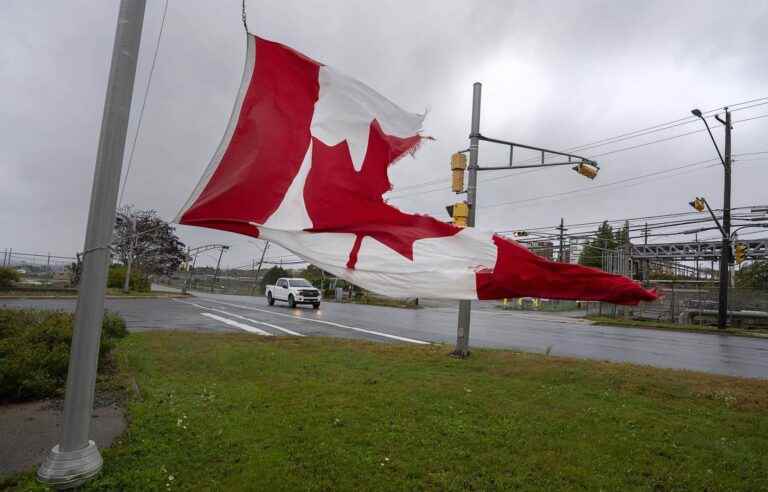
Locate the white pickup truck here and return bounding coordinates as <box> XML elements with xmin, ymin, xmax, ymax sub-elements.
<box><xmin>265</xmin><ymin>277</ymin><xmax>321</xmax><ymax>309</ymax></box>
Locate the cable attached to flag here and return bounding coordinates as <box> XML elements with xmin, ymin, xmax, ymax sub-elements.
<box><xmin>242</xmin><ymin>0</ymin><xmax>249</xmax><ymax>33</ymax></box>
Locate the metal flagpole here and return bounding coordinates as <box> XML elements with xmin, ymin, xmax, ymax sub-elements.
<box><xmin>38</xmin><ymin>1</ymin><xmax>147</xmax><ymax>487</ymax></box>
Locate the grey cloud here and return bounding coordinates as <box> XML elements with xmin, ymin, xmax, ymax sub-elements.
<box><xmin>2</xmin><ymin>0</ymin><xmax>767</xmax><ymax>269</ymax></box>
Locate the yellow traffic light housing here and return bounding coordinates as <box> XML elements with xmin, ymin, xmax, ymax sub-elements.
<box><xmin>451</xmin><ymin>152</ymin><xmax>467</xmax><ymax>193</ymax></box>
<box><xmin>573</xmin><ymin>161</ymin><xmax>599</xmax><ymax>179</ymax></box>
<box><xmin>689</xmin><ymin>197</ymin><xmax>706</xmax><ymax>212</ymax></box>
<box><xmin>734</xmin><ymin>243</ymin><xmax>747</xmax><ymax>265</ymax></box>
<box><xmin>446</xmin><ymin>201</ymin><xmax>469</xmax><ymax>227</ymax></box>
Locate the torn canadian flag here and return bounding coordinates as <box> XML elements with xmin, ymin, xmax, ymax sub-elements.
<box><xmin>176</xmin><ymin>35</ymin><xmax>657</xmax><ymax>305</ymax></box>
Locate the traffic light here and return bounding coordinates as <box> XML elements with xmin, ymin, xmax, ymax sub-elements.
<box><xmin>689</xmin><ymin>197</ymin><xmax>706</xmax><ymax>212</ymax></box>
<box><xmin>734</xmin><ymin>243</ymin><xmax>748</xmax><ymax>265</ymax></box>
<box><xmin>451</xmin><ymin>152</ymin><xmax>467</xmax><ymax>193</ymax></box>
<box><xmin>572</xmin><ymin>161</ymin><xmax>598</xmax><ymax>179</ymax></box>
<box><xmin>446</xmin><ymin>201</ymin><xmax>469</xmax><ymax>227</ymax></box>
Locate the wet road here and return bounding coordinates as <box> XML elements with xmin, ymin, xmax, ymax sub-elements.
<box><xmin>3</xmin><ymin>293</ymin><xmax>768</xmax><ymax>379</ymax></box>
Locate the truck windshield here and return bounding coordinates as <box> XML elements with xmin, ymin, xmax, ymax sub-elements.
<box><xmin>289</xmin><ymin>279</ymin><xmax>313</xmax><ymax>287</ymax></box>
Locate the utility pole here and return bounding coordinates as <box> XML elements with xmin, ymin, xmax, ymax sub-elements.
<box><xmin>211</xmin><ymin>245</ymin><xmax>226</xmax><ymax>293</ymax></box>
<box><xmin>695</xmin><ymin>233</ymin><xmax>700</xmax><ymax>280</ymax></box>
<box><xmin>557</xmin><ymin>218</ymin><xmax>567</xmax><ymax>262</ymax></box>
<box><xmin>122</xmin><ymin>213</ymin><xmax>136</xmax><ymax>293</ymax></box>
<box><xmin>183</xmin><ymin>249</ymin><xmax>197</xmax><ymax>294</ymax></box>
<box><xmin>452</xmin><ymin>82</ymin><xmax>481</xmax><ymax>358</ymax></box>
<box><xmin>718</xmin><ymin>109</ymin><xmax>732</xmax><ymax>329</ymax></box>
<box><xmin>250</xmin><ymin>241</ymin><xmax>269</xmax><ymax>296</ymax></box>
<box><xmin>37</xmin><ymin>1</ymin><xmax>146</xmax><ymax>488</ymax></box>
<box><xmin>690</xmin><ymin>107</ymin><xmax>733</xmax><ymax>328</ymax></box>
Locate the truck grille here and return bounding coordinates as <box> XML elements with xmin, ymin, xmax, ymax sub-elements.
<box><xmin>300</xmin><ymin>289</ymin><xmax>319</xmax><ymax>297</ymax></box>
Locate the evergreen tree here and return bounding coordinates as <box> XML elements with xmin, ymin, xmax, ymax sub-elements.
<box><xmin>578</xmin><ymin>221</ymin><xmax>616</xmax><ymax>269</ymax></box>
<box><xmin>259</xmin><ymin>265</ymin><xmax>289</xmax><ymax>289</ymax></box>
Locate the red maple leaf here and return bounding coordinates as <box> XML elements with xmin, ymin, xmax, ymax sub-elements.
<box><xmin>304</xmin><ymin>119</ymin><xmax>459</xmax><ymax>268</ymax></box>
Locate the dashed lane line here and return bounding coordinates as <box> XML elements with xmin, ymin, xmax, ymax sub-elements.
<box><xmin>175</xmin><ymin>299</ymin><xmax>304</xmax><ymax>337</ymax></box>
<box><xmin>201</xmin><ymin>298</ymin><xmax>429</xmax><ymax>345</ymax></box>
<box><xmin>200</xmin><ymin>312</ymin><xmax>272</xmax><ymax>336</ymax></box>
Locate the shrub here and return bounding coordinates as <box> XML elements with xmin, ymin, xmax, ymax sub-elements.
<box><xmin>0</xmin><ymin>309</ymin><xmax>128</xmax><ymax>401</ymax></box>
<box><xmin>0</xmin><ymin>267</ymin><xmax>21</xmax><ymax>290</ymax></box>
<box><xmin>108</xmin><ymin>264</ymin><xmax>151</xmax><ymax>292</ymax></box>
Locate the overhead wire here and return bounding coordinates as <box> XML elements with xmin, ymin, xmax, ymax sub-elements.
<box><xmin>387</xmin><ymin>96</ymin><xmax>768</xmax><ymax>198</ymax></box>
<box><xmin>118</xmin><ymin>0</ymin><xmax>170</xmax><ymax>207</ymax></box>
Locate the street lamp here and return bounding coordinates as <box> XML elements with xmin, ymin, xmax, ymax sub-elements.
<box><xmin>691</xmin><ymin>106</ymin><xmax>732</xmax><ymax>330</ymax></box>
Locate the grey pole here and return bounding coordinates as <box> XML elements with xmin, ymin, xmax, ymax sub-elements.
<box><xmin>453</xmin><ymin>82</ymin><xmax>481</xmax><ymax>357</ymax></box>
<box><xmin>122</xmin><ymin>214</ymin><xmax>136</xmax><ymax>293</ymax></box>
<box><xmin>37</xmin><ymin>1</ymin><xmax>146</xmax><ymax>488</ymax></box>
<box><xmin>183</xmin><ymin>251</ymin><xmax>197</xmax><ymax>294</ymax></box>
<box><xmin>557</xmin><ymin>218</ymin><xmax>566</xmax><ymax>262</ymax></box>
<box><xmin>212</xmin><ymin>246</ymin><xmax>226</xmax><ymax>292</ymax></box>
<box><xmin>717</xmin><ymin>109</ymin><xmax>732</xmax><ymax>329</ymax></box>
<box><xmin>251</xmin><ymin>241</ymin><xmax>270</xmax><ymax>296</ymax></box>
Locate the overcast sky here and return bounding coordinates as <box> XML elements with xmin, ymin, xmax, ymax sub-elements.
<box><xmin>2</xmin><ymin>0</ymin><xmax>767</xmax><ymax>269</ymax></box>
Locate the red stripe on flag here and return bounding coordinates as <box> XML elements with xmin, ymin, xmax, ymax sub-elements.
<box><xmin>476</xmin><ymin>235</ymin><xmax>658</xmax><ymax>305</ymax></box>
<box><xmin>179</xmin><ymin>36</ymin><xmax>320</xmax><ymax>228</ymax></box>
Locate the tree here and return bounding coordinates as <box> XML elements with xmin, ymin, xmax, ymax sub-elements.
<box><xmin>0</xmin><ymin>267</ymin><xmax>20</xmax><ymax>290</ymax></box>
<box><xmin>301</xmin><ymin>264</ymin><xmax>326</xmax><ymax>288</ymax></box>
<box><xmin>578</xmin><ymin>221</ymin><xmax>616</xmax><ymax>269</ymax></box>
<box><xmin>735</xmin><ymin>261</ymin><xmax>768</xmax><ymax>290</ymax></box>
<box><xmin>577</xmin><ymin>221</ymin><xmax>633</xmax><ymax>270</ymax></box>
<box><xmin>111</xmin><ymin>206</ymin><xmax>187</xmax><ymax>280</ymax></box>
<box><xmin>259</xmin><ymin>265</ymin><xmax>289</xmax><ymax>290</ymax></box>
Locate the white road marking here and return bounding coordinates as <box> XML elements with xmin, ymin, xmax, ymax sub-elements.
<box><xmin>204</xmin><ymin>298</ymin><xmax>429</xmax><ymax>345</ymax></box>
<box><xmin>200</xmin><ymin>312</ymin><xmax>272</xmax><ymax>336</ymax></box>
<box><xmin>175</xmin><ymin>299</ymin><xmax>303</xmax><ymax>336</ymax></box>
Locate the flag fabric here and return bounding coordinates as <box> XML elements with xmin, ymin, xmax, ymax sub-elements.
<box><xmin>176</xmin><ymin>35</ymin><xmax>657</xmax><ymax>305</ymax></box>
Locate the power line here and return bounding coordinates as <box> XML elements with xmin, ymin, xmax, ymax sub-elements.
<box><xmin>118</xmin><ymin>0</ymin><xmax>170</xmax><ymax>207</ymax></box>
<box><xmin>388</xmin><ymin>96</ymin><xmax>768</xmax><ymax>197</ymax></box>
<box><xmin>480</xmin><ymin>153</ymin><xmax>767</xmax><ymax>211</ymax></box>
<box><xmin>481</xmin><ymin>158</ymin><xmax>718</xmax><ymax>210</ymax></box>
<box><xmin>497</xmin><ymin>204</ymin><xmax>765</xmax><ymax>234</ymax></box>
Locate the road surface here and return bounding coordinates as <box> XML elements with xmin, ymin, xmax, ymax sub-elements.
<box><xmin>3</xmin><ymin>293</ymin><xmax>768</xmax><ymax>379</ymax></box>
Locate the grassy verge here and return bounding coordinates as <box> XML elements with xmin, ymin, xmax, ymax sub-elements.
<box><xmin>7</xmin><ymin>333</ymin><xmax>768</xmax><ymax>491</ymax></box>
<box><xmin>343</xmin><ymin>296</ymin><xmax>420</xmax><ymax>309</ymax></box>
<box><xmin>0</xmin><ymin>309</ymin><xmax>128</xmax><ymax>402</ymax></box>
<box><xmin>496</xmin><ymin>301</ymin><xmax>581</xmax><ymax>313</ymax></box>
<box><xmin>0</xmin><ymin>288</ymin><xmax>187</xmax><ymax>299</ymax></box>
<box><xmin>587</xmin><ymin>315</ymin><xmax>768</xmax><ymax>339</ymax></box>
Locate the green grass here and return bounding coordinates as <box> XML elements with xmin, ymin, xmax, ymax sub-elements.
<box><xmin>587</xmin><ymin>315</ymin><xmax>768</xmax><ymax>339</ymax></box>
<box><xmin>5</xmin><ymin>333</ymin><xmax>768</xmax><ymax>491</ymax></box>
<box><xmin>345</xmin><ymin>295</ymin><xmax>420</xmax><ymax>309</ymax></box>
<box><xmin>0</xmin><ymin>309</ymin><xmax>127</xmax><ymax>401</ymax></box>
<box><xmin>0</xmin><ymin>289</ymin><xmax>186</xmax><ymax>299</ymax></box>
